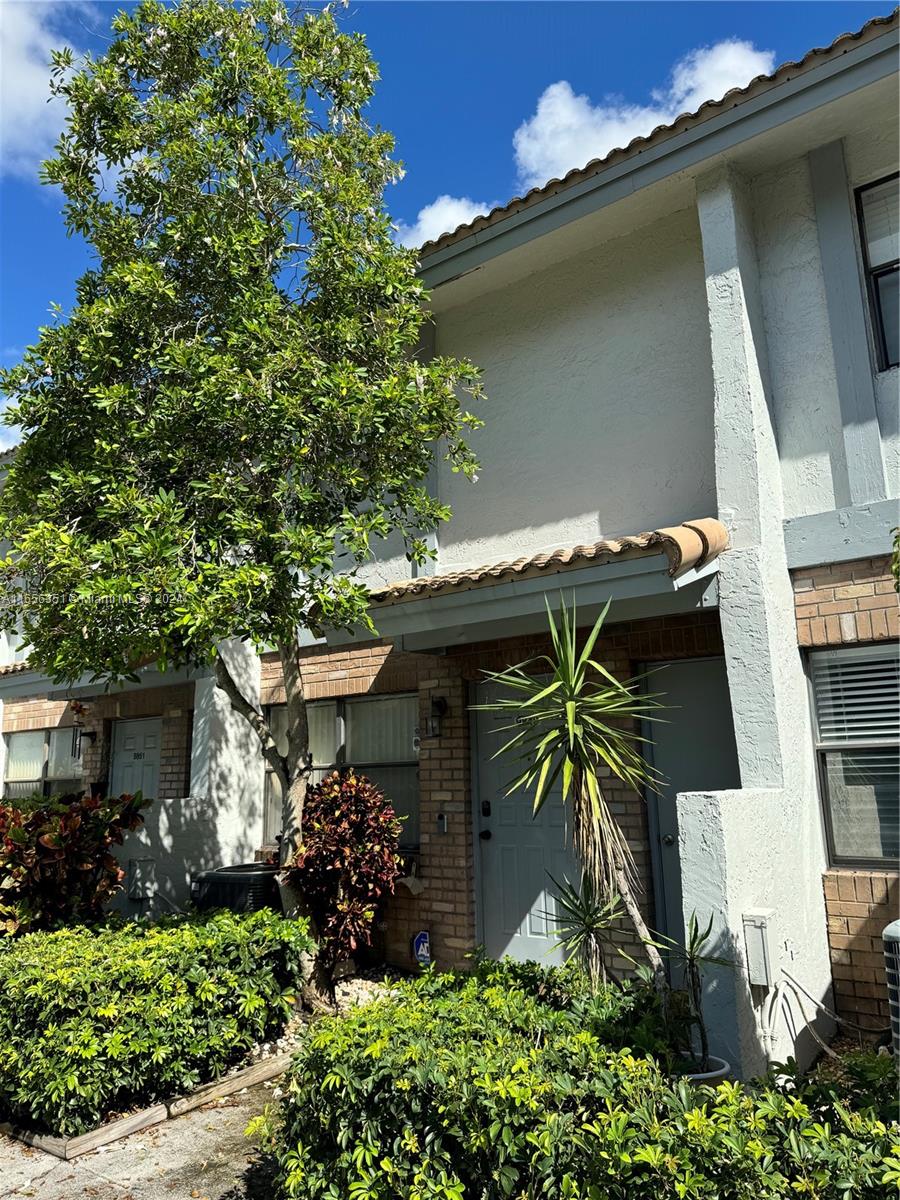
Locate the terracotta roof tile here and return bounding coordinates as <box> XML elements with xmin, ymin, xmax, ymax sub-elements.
<box><xmin>0</xmin><ymin>661</ymin><xmax>32</xmax><ymax>677</ymax></box>
<box><xmin>417</xmin><ymin>11</ymin><xmax>898</xmax><ymax>257</ymax></box>
<box><xmin>370</xmin><ymin>517</ymin><xmax>728</xmax><ymax>606</ymax></box>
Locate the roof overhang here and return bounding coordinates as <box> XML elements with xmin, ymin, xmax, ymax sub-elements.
<box><xmin>419</xmin><ymin>18</ymin><xmax>898</xmax><ymax>292</ymax></box>
<box><xmin>0</xmin><ymin>662</ymin><xmax>203</xmax><ymax>702</ymax></box>
<box><xmin>329</xmin><ymin>551</ymin><xmax>720</xmax><ymax>653</ymax></box>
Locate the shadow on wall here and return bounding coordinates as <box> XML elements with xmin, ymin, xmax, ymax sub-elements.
<box><xmin>112</xmin><ymin>679</ymin><xmax>265</xmax><ymax>916</ymax></box>
<box><xmin>113</xmin><ymin>793</ymin><xmax>228</xmax><ymax>917</ymax></box>
<box><xmin>701</xmin><ymin>924</ymin><xmax>834</xmax><ymax>1079</ymax></box>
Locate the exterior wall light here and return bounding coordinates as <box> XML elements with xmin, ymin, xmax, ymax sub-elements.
<box><xmin>425</xmin><ymin>696</ymin><xmax>448</xmax><ymax>738</ymax></box>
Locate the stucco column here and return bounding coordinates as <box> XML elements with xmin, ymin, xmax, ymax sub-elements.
<box><xmin>678</xmin><ymin>166</ymin><xmax>833</xmax><ymax>1074</ymax></box>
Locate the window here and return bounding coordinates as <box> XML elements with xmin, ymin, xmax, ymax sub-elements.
<box><xmin>857</xmin><ymin>174</ymin><xmax>899</xmax><ymax>371</ymax></box>
<box><xmin>3</xmin><ymin>728</ymin><xmax>83</xmax><ymax>801</ymax></box>
<box><xmin>263</xmin><ymin>694</ymin><xmax>419</xmax><ymax>849</ymax></box>
<box><xmin>810</xmin><ymin>647</ymin><xmax>899</xmax><ymax>865</ymax></box>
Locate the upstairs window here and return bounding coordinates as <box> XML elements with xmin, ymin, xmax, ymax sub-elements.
<box><xmin>263</xmin><ymin>694</ymin><xmax>419</xmax><ymax>849</ymax></box>
<box><xmin>857</xmin><ymin>174</ymin><xmax>899</xmax><ymax>371</ymax></box>
<box><xmin>810</xmin><ymin>647</ymin><xmax>899</xmax><ymax>865</ymax></box>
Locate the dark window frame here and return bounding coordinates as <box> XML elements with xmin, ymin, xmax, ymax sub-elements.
<box><xmin>262</xmin><ymin>693</ymin><xmax>420</xmax><ymax>849</ymax></box>
<box><xmin>808</xmin><ymin>646</ymin><xmax>899</xmax><ymax>869</ymax></box>
<box><xmin>2</xmin><ymin>727</ymin><xmax>84</xmax><ymax>800</ymax></box>
<box><xmin>855</xmin><ymin>172</ymin><xmax>899</xmax><ymax>373</ymax></box>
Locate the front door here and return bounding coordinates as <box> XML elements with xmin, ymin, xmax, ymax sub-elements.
<box><xmin>110</xmin><ymin>718</ymin><xmax>162</xmax><ymax>799</ymax></box>
<box><xmin>645</xmin><ymin>657</ymin><xmax>741</xmax><ymax>945</ymax></box>
<box><xmin>474</xmin><ymin>682</ymin><xmax>579</xmax><ymax>963</ymax></box>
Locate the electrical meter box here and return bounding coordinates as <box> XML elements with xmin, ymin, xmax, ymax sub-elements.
<box><xmin>742</xmin><ymin>909</ymin><xmax>776</xmax><ymax>988</ymax></box>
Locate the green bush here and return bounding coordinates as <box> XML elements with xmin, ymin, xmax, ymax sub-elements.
<box><xmin>272</xmin><ymin>961</ymin><xmax>899</xmax><ymax>1199</ymax></box>
<box><xmin>774</xmin><ymin>1048</ymin><xmax>899</xmax><ymax>1126</ymax></box>
<box><xmin>0</xmin><ymin>908</ymin><xmax>314</xmax><ymax>1136</ymax></box>
<box><xmin>0</xmin><ymin>791</ymin><xmax>151</xmax><ymax>935</ymax></box>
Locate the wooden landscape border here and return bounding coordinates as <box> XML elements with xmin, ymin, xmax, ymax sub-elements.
<box><xmin>0</xmin><ymin>1053</ymin><xmax>292</xmax><ymax>1160</ymax></box>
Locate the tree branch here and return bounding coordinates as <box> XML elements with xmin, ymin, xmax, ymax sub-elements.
<box><xmin>214</xmin><ymin>650</ymin><xmax>289</xmax><ymax>794</ymax></box>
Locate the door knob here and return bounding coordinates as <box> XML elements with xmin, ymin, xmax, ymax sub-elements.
<box><xmin>662</xmin><ymin>834</ymin><xmax>675</xmax><ymax>846</ymax></box>
<box><xmin>479</xmin><ymin>830</ymin><xmax>492</xmax><ymax>841</ymax></box>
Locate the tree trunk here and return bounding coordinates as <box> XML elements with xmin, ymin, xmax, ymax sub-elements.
<box><xmin>277</xmin><ymin>635</ymin><xmax>311</xmax><ymax>862</ymax></box>
<box><xmin>215</xmin><ymin>641</ymin><xmax>332</xmax><ymax>1011</ymax></box>
<box><xmin>569</xmin><ymin>768</ymin><xmax>667</xmax><ymax>993</ymax></box>
<box><xmin>277</xmin><ymin>871</ymin><xmax>335</xmax><ymax>1012</ymax></box>
<box><xmin>276</xmin><ymin>636</ymin><xmax>338</xmax><ymax>1012</ymax></box>
<box><xmin>613</xmin><ymin>860</ymin><xmax>667</xmax><ymax>992</ymax></box>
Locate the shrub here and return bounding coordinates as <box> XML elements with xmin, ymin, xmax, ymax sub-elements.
<box><xmin>0</xmin><ymin>908</ymin><xmax>314</xmax><ymax>1136</ymax></box>
<box><xmin>284</xmin><ymin>770</ymin><xmax>402</xmax><ymax>972</ymax></box>
<box><xmin>773</xmin><ymin>1049</ymin><xmax>899</xmax><ymax>1126</ymax></box>
<box><xmin>0</xmin><ymin>791</ymin><xmax>151</xmax><ymax>935</ymax></box>
<box><xmin>272</xmin><ymin>962</ymin><xmax>899</xmax><ymax>1199</ymax></box>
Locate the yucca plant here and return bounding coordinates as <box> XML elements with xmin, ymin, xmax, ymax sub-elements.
<box><xmin>475</xmin><ymin>596</ymin><xmax>667</xmax><ymax>987</ymax></box>
<box><xmin>547</xmin><ymin>875</ymin><xmax>627</xmax><ymax>989</ymax></box>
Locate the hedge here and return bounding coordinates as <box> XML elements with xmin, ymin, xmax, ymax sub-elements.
<box><xmin>0</xmin><ymin>908</ymin><xmax>314</xmax><ymax>1136</ymax></box>
<box><xmin>273</xmin><ymin>960</ymin><xmax>900</xmax><ymax>1200</ymax></box>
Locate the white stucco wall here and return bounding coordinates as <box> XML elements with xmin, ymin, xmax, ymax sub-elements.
<box><xmin>751</xmin><ymin>158</ymin><xmax>847</xmax><ymax>518</ymax></box>
<box><xmin>753</xmin><ymin>127</ymin><xmax>899</xmax><ymax>518</ymax></box>
<box><xmin>678</xmin><ymin>787</ymin><xmax>834</xmax><ymax>1075</ymax></box>
<box><xmin>117</xmin><ymin>644</ymin><xmax>266</xmax><ymax>912</ymax></box>
<box><xmin>688</xmin><ymin>166</ymin><xmax>833</xmax><ymax>1076</ymax></box>
<box><xmin>433</xmin><ymin>207</ymin><xmax>717</xmax><ymax>569</ymax></box>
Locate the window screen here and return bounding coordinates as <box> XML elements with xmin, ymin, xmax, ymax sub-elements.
<box><xmin>811</xmin><ymin>648</ymin><xmax>899</xmax><ymax>863</ymax></box>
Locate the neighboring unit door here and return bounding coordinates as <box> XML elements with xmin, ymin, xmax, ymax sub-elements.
<box><xmin>110</xmin><ymin>718</ymin><xmax>162</xmax><ymax>799</ymax></box>
<box><xmin>645</xmin><ymin>657</ymin><xmax>741</xmax><ymax>946</ymax></box>
<box><xmin>474</xmin><ymin>682</ymin><xmax>579</xmax><ymax>964</ymax></box>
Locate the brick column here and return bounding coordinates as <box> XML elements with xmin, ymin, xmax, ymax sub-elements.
<box><xmin>824</xmin><ymin>869</ymin><xmax>897</xmax><ymax>1025</ymax></box>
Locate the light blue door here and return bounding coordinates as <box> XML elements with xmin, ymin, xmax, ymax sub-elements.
<box><xmin>110</xmin><ymin>718</ymin><xmax>162</xmax><ymax>799</ymax></box>
<box><xmin>646</xmin><ymin>657</ymin><xmax>741</xmax><ymax>945</ymax></box>
<box><xmin>474</xmin><ymin>682</ymin><xmax>580</xmax><ymax>963</ymax></box>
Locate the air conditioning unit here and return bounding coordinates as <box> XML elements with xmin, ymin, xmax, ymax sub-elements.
<box><xmin>883</xmin><ymin>919</ymin><xmax>900</xmax><ymax>1059</ymax></box>
<box><xmin>190</xmin><ymin>863</ymin><xmax>280</xmax><ymax>913</ymax></box>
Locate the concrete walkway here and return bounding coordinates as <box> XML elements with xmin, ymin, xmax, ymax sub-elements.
<box><xmin>0</xmin><ymin>1084</ymin><xmax>277</xmax><ymax>1200</ymax></box>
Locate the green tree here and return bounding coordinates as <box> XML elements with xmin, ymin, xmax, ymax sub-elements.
<box><xmin>0</xmin><ymin>0</ymin><xmax>481</xmax><ymax>867</ymax></box>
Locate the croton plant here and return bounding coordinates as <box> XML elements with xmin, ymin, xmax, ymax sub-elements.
<box><xmin>285</xmin><ymin>771</ymin><xmax>402</xmax><ymax>976</ymax></box>
<box><xmin>0</xmin><ymin>792</ymin><xmax>150</xmax><ymax>935</ymax></box>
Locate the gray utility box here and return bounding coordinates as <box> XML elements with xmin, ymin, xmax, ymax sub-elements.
<box><xmin>190</xmin><ymin>863</ymin><xmax>280</xmax><ymax>913</ymax></box>
<box><xmin>883</xmin><ymin>919</ymin><xmax>900</xmax><ymax>1060</ymax></box>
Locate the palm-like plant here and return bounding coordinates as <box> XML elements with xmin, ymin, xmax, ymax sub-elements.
<box><xmin>547</xmin><ymin>874</ymin><xmax>626</xmax><ymax>989</ymax></box>
<box><xmin>647</xmin><ymin>912</ymin><xmax>732</xmax><ymax>1071</ymax></box>
<box><xmin>475</xmin><ymin>596</ymin><xmax>667</xmax><ymax>987</ymax></box>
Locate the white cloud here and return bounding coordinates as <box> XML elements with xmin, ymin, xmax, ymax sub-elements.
<box><xmin>395</xmin><ymin>193</ymin><xmax>491</xmax><ymax>249</ymax></box>
<box><xmin>0</xmin><ymin>416</ymin><xmax>19</xmax><ymax>452</ymax></box>
<box><xmin>513</xmin><ymin>39</ymin><xmax>775</xmax><ymax>190</ymax></box>
<box><xmin>0</xmin><ymin>1</ymin><xmax>87</xmax><ymax>182</ymax></box>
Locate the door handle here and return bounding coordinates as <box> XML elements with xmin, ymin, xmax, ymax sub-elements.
<box><xmin>662</xmin><ymin>834</ymin><xmax>675</xmax><ymax>846</ymax></box>
<box><xmin>479</xmin><ymin>830</ymin><xmax>492</xmax><ymax>841</ymax></box>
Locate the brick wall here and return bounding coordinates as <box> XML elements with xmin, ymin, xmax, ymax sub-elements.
<box><xmin>793</xmin><ymin>555</ymin><xmax>897</xmax><ymax>645</ymax></box>
<box><xmin>2</xmin><ymin>683</ymin><xmax>194</xmax><ymax>802</ymax></box>
<box><xmin>823</xmin><ymin>869</ymin><xmax>897</xmax><ymax>1025</ymax></box>
<box><xmin>793</xmin><ymin>557</ymin><xmax>898</xmax><ymax>1030</ymax></box>
<box><xmin>260</xmin><ymin>642</ymin><xmax>474</xmax><ymax>969</ymax></box>
<box><xmin>260</xmin><ymin>611</ymin><xmax>723</xmax><ymax>973</ymax></box>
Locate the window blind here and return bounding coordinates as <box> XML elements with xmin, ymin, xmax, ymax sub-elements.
<box><xmin>4</xmin><ymin>731</ymin><xmax>45</xmax><ymax>782</ymax></box>
<box><xmin>861</xmin><ymin>179</ymin><xmax>899</xmax><ymax>268</ymax></box>
<box><xmin>811</xmin><ymin>650</ymin><xmax>899</xmax><ymax>745</ymax></box>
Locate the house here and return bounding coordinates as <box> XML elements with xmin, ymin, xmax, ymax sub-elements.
<box><xmin>1</xmin><ymin>12</ymin><xmax>897</xmax><ymax>1077</ymax></box>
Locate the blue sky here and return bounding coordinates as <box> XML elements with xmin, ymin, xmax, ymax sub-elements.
<box><xmin>0</xmin><ymin>0</ymin><xmax>891</xmax><ymax>445</ymax></box>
